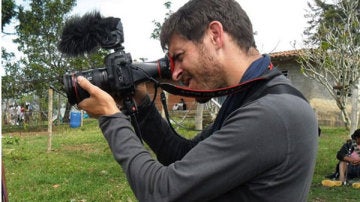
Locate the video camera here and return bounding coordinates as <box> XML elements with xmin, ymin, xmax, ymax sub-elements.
<box><xmin>58</xmin><ymin>11</ymin><xmax>172</xmax><ymax>105</ymax></box>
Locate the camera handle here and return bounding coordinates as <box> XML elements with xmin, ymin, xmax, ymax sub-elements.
<box><xmin>123</xmin><ymin>96</ymin><xmax>143</xmax><ymax>144</ymax></box>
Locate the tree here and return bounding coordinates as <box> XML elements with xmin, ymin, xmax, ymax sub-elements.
<box><xmin>1</xmin><ymin>0</ymin><xmax>18</xmax><ymax>97</ymax></box>
<box><xmin>14</xmin><ymin>0</ymin><xmax>77</xmax><ymax>95</ymax></box>
<box><xmin>1</xmin><ymin>0</ymin><xmax>22</xmax><ymax>115</ymax></box>
<box><xmin>1</xmin><ymin>50</ymin><xmax>24</xmax><ymax>99</ymax></box>
<box><xmin>298</xmin><ymin>0</ymin><xmax>360</xmax><ymax>132</ymax></box>
<box><xmin>2</xmin><ymin>0</ymin><xmax>109</xmax><ymax>112</ymax></box>
<box><xmin>1</xmin><ymin>0</ymin><xmax>16</xmax><ymax>32</ymax></box>
<box><xmin>151</xmin><ymin>1</ymin><xmax>173</xmax><ymax>41</ymax></box>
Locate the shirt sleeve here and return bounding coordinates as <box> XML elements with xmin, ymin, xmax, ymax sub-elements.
<box><xmin>134</xmin><ymin>95</ymin><xmax>211</xmax><ymax>165</ymax></box>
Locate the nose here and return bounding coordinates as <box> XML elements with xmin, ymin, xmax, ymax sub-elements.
<box><xmin>172</xmin><ymin>65</ymin><xmax>183</xmax><ymax>81</ymax></box>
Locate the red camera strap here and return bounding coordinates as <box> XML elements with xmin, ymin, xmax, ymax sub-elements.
<box><xmin>158</xmin><ymin>66</ymin><xmax>280</xmax><ymax>98</ymax></box>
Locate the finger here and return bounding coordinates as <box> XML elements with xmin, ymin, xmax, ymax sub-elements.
<box><xmin>77</xmin><ymin>76</ymin><xmax>99</xmax><ymax>95</ymax></box>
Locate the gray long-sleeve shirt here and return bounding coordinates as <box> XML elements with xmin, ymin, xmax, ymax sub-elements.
<box><xmin>98</xmin><ymin>74</ymin><xmax>318</xmax><ymax>202</ymax></box>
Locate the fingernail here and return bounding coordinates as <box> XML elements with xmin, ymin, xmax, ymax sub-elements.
<box><xmin>77</xmin><ymin>76</ymin><xmax>84</xmax><ymax>83</ymax></box>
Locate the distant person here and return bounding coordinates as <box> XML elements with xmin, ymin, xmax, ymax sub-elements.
<box><xmin>337</xmin><ymin>129</ymin><xmax>360</xmax><ymax>184</ymax></box>
<box><xmin>173</xmin><ymin>98</ymin><xmax>187</xmax><ymax>111</ymax></box>
<box><xmin>24</xmin><ymin>102</ymin><xmax>33</xmax><ymax>123</ymax></box>
<box><xmin>172</xmin><ymin>103</ymin><xmax>179</xmax><ymax>110</ymax></box>
<box><xmin>9</xmin><ymin>104</ymin><xmax>17</xmax><ymax>125</ymax></box>
<box><xmin>15</xmin><ymin>104</ymin><xmax>24</xmax><ymax>125</ymax></box>
<box><xmin>180</xmin><ymin>98</ymin><xmax>186</xmax><ymax>110</ymax></box>
<box><xmin>323</xmin><ymin>129</ymin><xmax>360</xmax><ymax>187</ymax></box>
<box><xmin>60</xmin><ymin>103</ymin><xmax>66</xmax><ymax>123</ymax></box>
<box><xmin>172</xmin><ymin>98</ymin><xmax>186</xmax><ymax>111</ymax></box>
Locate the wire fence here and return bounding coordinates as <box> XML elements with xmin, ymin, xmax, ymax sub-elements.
<box><xmin>2</xmin><ymin>89</ymin><xmax>72</xmax><ymax>133</ymax></box>
<box><xmin>2</xmin><ymin>89</ymin><xmax>225</xmax><ymax>133</ymax></box>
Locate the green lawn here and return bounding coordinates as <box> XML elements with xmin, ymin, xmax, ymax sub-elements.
<box><xmin>2</xmin><ymin>119</ymin><xmax>359</xmax><ymax>201</ymax></box>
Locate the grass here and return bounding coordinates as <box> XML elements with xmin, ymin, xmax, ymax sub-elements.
<box><xmin>2</xmin><ymin>119</ymin><xmax>360</xmax><ymax>201</ymax></box>
<box><xmin>2</xmin><ymin>119</ymin><xmax>136</xmax><ymax>201</ymax></box>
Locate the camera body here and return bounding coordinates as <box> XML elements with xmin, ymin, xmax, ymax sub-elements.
<box><xmin>63</xmin><ymin>49</ymin><xmax>135</xmax><ymax>105</ymax></box>
<box><xmin>60</xmin><ymin>13</ymin><xmax>171</xmax><ymax>105</ymax></box>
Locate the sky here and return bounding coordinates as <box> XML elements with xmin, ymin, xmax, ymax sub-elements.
<box><xmin>1</xmin><ymin>0</ymin><xmax>311</xmax><ymax>74</ymax></box>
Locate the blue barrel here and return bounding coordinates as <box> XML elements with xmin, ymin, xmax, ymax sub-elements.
<box><xmin>70</xmin><ymin>111</ymin><xmax>81</xmax><ymax>128</ymax></box>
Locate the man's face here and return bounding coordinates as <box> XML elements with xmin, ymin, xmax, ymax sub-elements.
<box><xmin>167</xmin><ymin>34</ymin><xmax>228</xmax><ymax>93</ymax></box>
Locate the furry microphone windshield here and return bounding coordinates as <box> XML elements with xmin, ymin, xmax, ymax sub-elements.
<box><xmin>58</xmin><ymin>11</ymin><xmax>123</xmax><ymax>57</ymax></box>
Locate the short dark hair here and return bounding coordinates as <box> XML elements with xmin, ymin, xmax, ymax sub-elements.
<box><xmin>351</xmin><ymin>129</ymin><xmax>360</xmax><ymax>139</ymax></box>
<box><xmin>160</xmin><ymin>0</ymin><xmax>256</xmax><ymax>51</ymax></box>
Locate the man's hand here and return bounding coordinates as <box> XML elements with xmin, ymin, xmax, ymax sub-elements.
<box><xmin>351</xmin><ymin>159</ymin><xmax>360</xmax><ymax>165</ymax></box>
<box><xmin>346</xmin><ymin>156</ymin><xmax>360</xmax><ymax>165</ymax></box>
<box><xmin>77</xmin><ymin>76</ymin><xmax>120</xmax><ymax>118</ymax></box>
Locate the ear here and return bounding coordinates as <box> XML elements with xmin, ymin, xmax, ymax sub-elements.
<box><xmin>208</xmin><ymin>21</ymin><xmax>224</xmax><ymax>48</ymax></box>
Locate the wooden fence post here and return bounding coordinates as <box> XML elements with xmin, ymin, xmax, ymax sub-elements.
<box><xmin>47</xmin><ymin>88</ymin><xmax>53</xmax><ymax>152</ymax></box>
<box><xmin>195</xmin><ymin>103</ymin><xmax>204</xmax><ymax>130</ymax></box>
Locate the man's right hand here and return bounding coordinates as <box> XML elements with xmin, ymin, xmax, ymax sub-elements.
<box><xmin>77</xmin><ymin>76</ymin><xmax>120</xmax><ymax>118</ymax></box>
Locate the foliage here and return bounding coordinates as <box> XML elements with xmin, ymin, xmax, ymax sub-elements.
<box><xmin>298</xmin><ymin>0</ymin><xmax>360</xmax><ymax>130</ymax></box>
<box><xmin>151</xmin><ymin>1</ymin><xmax>173</xmax><ymax>41</ymax></box>
<box><xmin>13</xmin><ymin>0</ymin><xmax>77</xmax><ymax>97</ymax></box>
<box><xmin>304</xmin><ymin>0</ymin><xmax>360</xmax><ymax>46</ymax></box>
<box><xmin>1</xmin><ymin>0</ymin><xmax>113</xmax><ymax>124</ymax></box>
<box><xmin>1</xmin><ymin>0</ymin><xmax>20</xmax><ymax>98</ymax></box>
<box><xmin>1</xmin><ymin>0</ymin><xmax>16</xmax><ymax>31</ymax></box>
<box><xmin>1</xmin><ymin>49</ymin><xmax>22</xmax><ymax>99</ymax></box>
<box><xmin>1</xmin><ymin>0</ymin><xmax>108</xmax><ymax>101</ymax></box>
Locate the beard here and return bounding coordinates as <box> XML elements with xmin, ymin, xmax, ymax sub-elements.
<box><xmin>191</xmin><ymin>44</ymin><xmax>227</xmax><ymax>103</ymax></box>
<box><xmin>192</xmin><ymin>45</ymin><xmax>226</xmax><ymax>86</ymax></box>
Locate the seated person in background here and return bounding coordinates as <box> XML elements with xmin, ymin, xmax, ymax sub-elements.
<box><xmin>172</xmin><ymin>98</ymin><xmax>187</xmax><ymax>111</ymax></box>
<box><xmin>337</xmin><ymin>129</ymin><xmax>360</xmax><ymax>183</ymax></box>
<box><xmin>179</xmin><ymin>98</ymin><xmax>186</xmax><ymax>110</ymax></box>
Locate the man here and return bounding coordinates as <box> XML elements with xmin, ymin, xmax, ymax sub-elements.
<box><xmin>77</xmin><ymin>0</ymin><xmax>318</xmax><ymax>201</ymax></box>
<box><xmin>337</xmin><ymin>129</ymin><xmax>360</xmax><ymax>183</ymax></box>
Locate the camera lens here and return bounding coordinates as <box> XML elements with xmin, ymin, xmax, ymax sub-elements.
<box><xmin>63</xmin><ymin>68</ymin><xmax>110</xmax><ymax>105</ymax></box>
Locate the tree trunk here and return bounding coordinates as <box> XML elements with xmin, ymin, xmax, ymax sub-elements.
<box><xmin>349</xmin><ymin>82</ymin><xmax>359</xmax><ymax>136</ymax></box>
<box><xmin>195</xmin><ymin>103</ymin><xmax>204</xmax><ymax>130</ymax></box>
<box><xmin>335</xmin><ymin>98</ymin><xmax>350</xmax><ymax>130</ymax></box>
